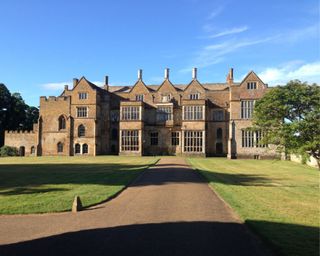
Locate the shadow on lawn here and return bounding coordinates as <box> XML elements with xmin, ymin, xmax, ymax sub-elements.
<box><xmin>195</xmin><ymin>168</ymin><xmax>282</xmax><ymax>187</ymax></box>
<box><xmin>0</xmin><ymin>162</ymin><xmax>281</xmax><ymax>197</ymax></box>
<box><xmin>0</xmin><ymin>221</ymin><xmax>272</xmax><ymax>256</ymax></box>
<box><xmin>0</xmin><ymin>163</ymin><xmax>153</xmax><ymax>196</ymax></box>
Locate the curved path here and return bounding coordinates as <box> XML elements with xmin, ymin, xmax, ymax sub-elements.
<box><xmin>0</xmin><ymin>157</ymin><xmax>272</xmax><ymax>256</ymax></box>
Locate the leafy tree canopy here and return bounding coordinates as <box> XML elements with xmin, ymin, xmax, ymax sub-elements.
<box><xmin>0</xmin><ymin>84</ymin><xmax>39</xmax><ymax>146</ymax></box>
<box><xmin>253</xmin><ymin>80</ymin><xmax>320</xmax><ymax>167</ymax></box>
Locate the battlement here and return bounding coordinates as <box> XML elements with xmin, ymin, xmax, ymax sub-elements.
<box><xmin>5</xmin><ymin>130</ymin><xmax>36</xmax><ymax>134</ymax></box>
<box><xmin>40</xmin><ymin>96</ymin><xmax>70</xmax><ymax>102</ymax></box>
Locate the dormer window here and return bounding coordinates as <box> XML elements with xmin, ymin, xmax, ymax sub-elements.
<box><xmin>79</xmin><ymin>92</ymin><xmax>88</xmax><ymax>100</ymax></box>
<box><xmin>161</xmin><ymin>94</ymin><xmax>171</xmax><ymax>103</ymax></box>
<box><xmin>189</xmin><ymin>93</ymin><xmax>200</xmax><ymax>100</ymax></box>
<box><xmin>247</xmin><ymin>82</ymin><xmax>257</xmax><ymax>90</ymax></box>
<box><xmin>135</xmin><ymin>94</ymin><xmax>144</xmax><ymax>101</ymax></box>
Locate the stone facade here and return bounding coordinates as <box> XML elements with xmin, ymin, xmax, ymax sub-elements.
<box><xmin>4</xmin><ymin>68</ymin><xmax>278</xmax><ymax>158</ymax></box>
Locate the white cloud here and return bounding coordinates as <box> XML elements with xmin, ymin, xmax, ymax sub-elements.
<box><xmin>258</xmin><ymin>62</ymin><xmax>320</xmax><ymax>85</ymax></box>
<box><xmin>180</xmin><ymin>36</ymin><xmax>274</xmax><ymax>72</ymax></box>
<box><xmin>207</xmin><ymin>6</ymin><xmax>224</xmax><ymax>20</ymax></box>
<box><xmin>42</xmin><ymin>82</ymin><xmax>71</xmax><ymax>90</ymax></box>
<box><xmin>204</xmin><ymin>26</ymin><xmax>248</xmax><ymax>39</ymax></box>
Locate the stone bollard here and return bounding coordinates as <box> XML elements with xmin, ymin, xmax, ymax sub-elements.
<box><xmin>72</xmin><ymin>196</ymin><xmax>83</xmax><ymax>213</ymax></box>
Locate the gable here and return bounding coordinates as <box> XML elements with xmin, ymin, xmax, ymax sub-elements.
<box><xmin>129</xmin><ymin>80</ymin><xmax>150</xmax><ymax>94</ymax></box>
<box><xmin>157</xmin><ymin>79</ymin><xmax>177</xmax><ymax>94</ymax></box>
<box><xmin>239</xmin><ymin>71</ymin><xmax>267</xmax><ymax>89</ymax></box>
<box><xmin>183</xmin><ymin>79</ymin><xmax>206</xmax><ymax>94</ymax></box>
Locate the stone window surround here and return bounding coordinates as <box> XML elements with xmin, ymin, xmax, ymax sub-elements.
<box><xmin>74</xmin><ymin>143</ymin><xmax>89</xmax><ymax>154</ymax></box>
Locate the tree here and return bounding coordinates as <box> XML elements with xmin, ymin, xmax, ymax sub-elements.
<box><xmin>253</xmin><ymin>80</ymin><xmax>320</xmax><ymax>168</ymax></box>
<box><xmin>0</xmin><ymin>84</ymin><xmax>39</xmax><ymax>146</ymax></box>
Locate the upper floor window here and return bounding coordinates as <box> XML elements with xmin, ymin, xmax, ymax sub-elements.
<box><xmin>78</xmin><ymin>124</ymin><xmax>86</xmax><ymax>137</ymax></box>
<box><xmin>157</xmin><ymin>106</ymin><xmax>172</xmax><ymax>121</ymax></box>
<box><xmin>79</xmin><ymin>92</ymin><xmax>88</xmax><ymax>100</ymax></box>
<box><xmin>213</xmin><ymin>110</ymin><xmax>224</xmax><ymax>121</ymax></box>
<box><xmin>121</xmin><ymin>106</ymin><xmax>140</xmax><ymax>120</ymax></box>
<box><xmin>77</xmin><ymin>107</ymin><xmax>88</xmax><ymax>118</ymax></box>
<box><xmin>58</xmin><ymin>115</ymin><xmax>66</xmax><ymax>130</ymax></box>
<box><xmin>247</xmin><ymin>82</ymin><xmax>257</xmax><ymax>90</ymax></box>
<box><xmin>150</xmin><ymin>132</ymin><xmax>158</xmax><ymax>146</ymax></box>
<box><xmin>135</xmin><ymin>94</ymin><xmax>144</xmax><ymax>101</ymax></box>
<box><xmin>189</xmin><ymin>93</ymin><xmax>200</xmax><ymax>100</ymax></box>
<box><xmin>161</xmin><ymin>94</ymin><xmax>171</xmax><ymax>102</ymax></box>
<box><xmin>183</xmin><ymin>106</ymin><xmax>203</xmax><ymax>120</ymax></box>
<box><xmin>241</xmin><ymin>100</ymin><xmax>254</xmax><ymax>119</ymax></box>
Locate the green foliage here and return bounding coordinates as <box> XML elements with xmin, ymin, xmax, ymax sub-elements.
<box><xmin>0</xmin><ymin>145</ymin><xmax>18</xmax><ymax>157</ymax></box>
<box><xmin>253</xmin><ymin>80</ymin><xmax>320</xmax><ymax>167</ymax></box>
<box><xmin>0</xmin><ymin>84</ymin><xmax>39</xmax><ymax>146</ymax></box>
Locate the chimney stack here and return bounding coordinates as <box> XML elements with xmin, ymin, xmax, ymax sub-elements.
<box><xmin>230</xmin><ymin>68</ymin><xmax>234</xmax><ymax>81</ymax></box>
<box><xmin>164</xmin><ymin>68</ymin><xmax>170</xmax><ymax>79</ymax></box>
<box><xmin>226</xmin><ymin>68</ymin><xmax>234</xmax><ymax>84</ymax></box>
<box><xmin>192</xmin><ymin>68</ymin><xmax>197</xmax><ymax>80</ymax></box>
<box><xmin>104</xmin><ymin>75</ymin><xmax>109</xmax><ymax>91</ymax></box>
<box><xmin>138</xmin><ymin>69</ymin><xmax>143</xmax><ymax>80</ymax></box>
<box><xmin>73</xmin><ymin>78</ymin><xmax>79</xmax><ymax>88</ymax></box>
<box><xmin>64</xmin><ymin>85</ymin><xmax>68</xmax><ymax>90</ymax></box>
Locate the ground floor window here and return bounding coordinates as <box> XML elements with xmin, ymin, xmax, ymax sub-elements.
<box><xmin>57</xmin><ymin>142</ymin><xmax>63</xmax><ymax>153</ymax></box>
<box><xmin>171</xmin><ymin>132</ymin><xmax>179</xmax><ymax>146</ymax></box>
<box><xmin>242</xmin><ymin>130</ymin><xmax>267</xmax><ymax>148</ymax></box>
<box><xmin>150</xmin><ymin>132</ymin><xmax>158</xmax><ymax>145</ymax></box>
<box><xmin>82</xmin><ymin>144</ymin><xmax>88</xmax><ymax>154</ymax></box>
<box><xmin>75</xmin><ymin>143</ymin><xmax>81</xmax><ymax>154</ymax></box>
<box><xmin>121</xmin><ymin>130</ymin><xmax>139</xmax><ymax>151</ymax></box>
<box><xmin>184</xmin><ymin>131</ymin><xmax>203</xmax><ymax>152</ymax></box>
<box><xmin>30</xmin><ymin>146</ymin><xmax>35</xmax><ymax>155</ymax></box>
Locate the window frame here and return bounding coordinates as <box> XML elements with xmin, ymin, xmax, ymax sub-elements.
<box><xmin>121</xmin><ymin>106</ymin><xmax>140</xmax><ymax>121</ymax></box>
<box><xmin>183</xmin><ymin>105</ymin><xmax>203</xmax><ymax>120</ymax></box>
<box><xmin>78</xmin><ymin>92</ymin><xmax>88</xmax><ymax>100</ymax></box>
<box><xmin>121</xmin><ymin>130</ymin><xmax>139</xmax><ymax>151</ymax></box>
<box><xmin>171</xmin><ymin>131</ymin><xmax>180</xmax><ymax>146</ymax></box>
<box><xmin>77</xmin><ymin>107</ymin><xmax>88</xmax><ymax>118</ymax></box>
<box><xmin>184</xmin><ymin>130</ymin><xmax>203</xmax><ymax>152</ymax></box>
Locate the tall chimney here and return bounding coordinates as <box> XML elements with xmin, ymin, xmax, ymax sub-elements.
<box><xmin>73</xmin><ymin>78</ymin><xmax>79</xmax><ymax>88</ymax></box>
<box><xmin>104</xmin><ymin>75</ymin><xmax>109</xmax><ymax>91</ymax></box>
<box><xmin>192</xmin><ymin>68</ymin><xmax>197</xmax><ymax>80</ymax></box>
<box><xmin>227</xmin><ymin>68</ymin><xmax>234</xmax><ymax>84</ymax></box>
<box><xmin>164</xmin><ymin>68</ymin><xmax>169</xmax><ymax>79</ymax></box>
<box><xmin>64</xmin><ymin>85</ymin><xmax>68</xmax><ymax>90</ymax></box>
<box><xmin>230</xmin><ymin>68</ymin><xmax>234</xmax><ymax>81</ymax></box>
<box><xmin>138</xmin><ymin>69</ymin><xmax>143</xmax><ymax>80</ymax></box>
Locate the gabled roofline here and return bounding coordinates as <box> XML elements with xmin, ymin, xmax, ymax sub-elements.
<box><xmin>129</xmin><ymin>79</ymin><xmax>150</xmax><ymax>93</ymax></box>
<box><xmin>183</xmin><ymin>78</ymin><xmax>207</xmax><ymax>92</ymax></box>
<box><xmin>156</xmin><ymin>78</ymin><xmax>177</xmax><ymax>92</ymax></box>
<box><xmin>239</xmin><ymin>70</ymin><xmax>267</xmax><ymax>88</ymax></box>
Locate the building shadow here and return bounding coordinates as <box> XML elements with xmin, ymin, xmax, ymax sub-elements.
<box><xmin>0</xmin><ymin>221</ymin><xmax>274</xmax><ymax>256</ymax></box>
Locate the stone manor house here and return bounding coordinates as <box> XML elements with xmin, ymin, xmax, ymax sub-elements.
<box><xmin>5</xmin><ymin>68</ymin><xmax>277</xmax><ymax>159</ymax></box>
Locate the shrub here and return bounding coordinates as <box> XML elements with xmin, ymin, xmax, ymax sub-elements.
<box><xmin>0</xmin><ymin>146</ymin><xmax>19</xmax><ymax>157</ymax></box>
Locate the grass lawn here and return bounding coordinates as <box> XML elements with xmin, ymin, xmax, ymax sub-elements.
<box><xmin>0</xmin><ymin>156</ymin><xmax>158</xmax><ymax>214</ymax></box>
<box><xmin>188</xmin><ymin>158</ymin><xmax>319</xmax><ymax>256</ymax></box>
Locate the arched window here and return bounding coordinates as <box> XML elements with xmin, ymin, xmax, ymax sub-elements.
<box><xmin>75</xmin><ymin>143</ymin><xmax>81</xmax><ymax>154</ymax></box>
<box><xmin>217</xmin><ymin>128</ymin><xmax>223</xmax><ymax>140</ymax></box>
<box><xmin>78</xmin><ymin>125</ymin><xmax>85</xmax><ymax>137</ymax></box>
<box><xmin>30</xmin><ymin>146</ymin><xmax>35</xmax><ymax>155</ymax></box>
<box><xmin>58</xmin><ymin>116</ymin><xmax>66</xmax><ymax>130</ymax></box>
<box><xmin>57</xmin><ymin>142</ymin><xmax>63</xmax><ymax>153</ymax></box>
<box><xmin>82</xmin><ymin>144</ymin><xmax>88</xmax><ymax>154</ymax></box>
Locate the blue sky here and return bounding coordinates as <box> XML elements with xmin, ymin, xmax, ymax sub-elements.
<box><xmin>0</xmin><ymin>0</ymin><xmax>319</xmax><ymax>106</ymax></box>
